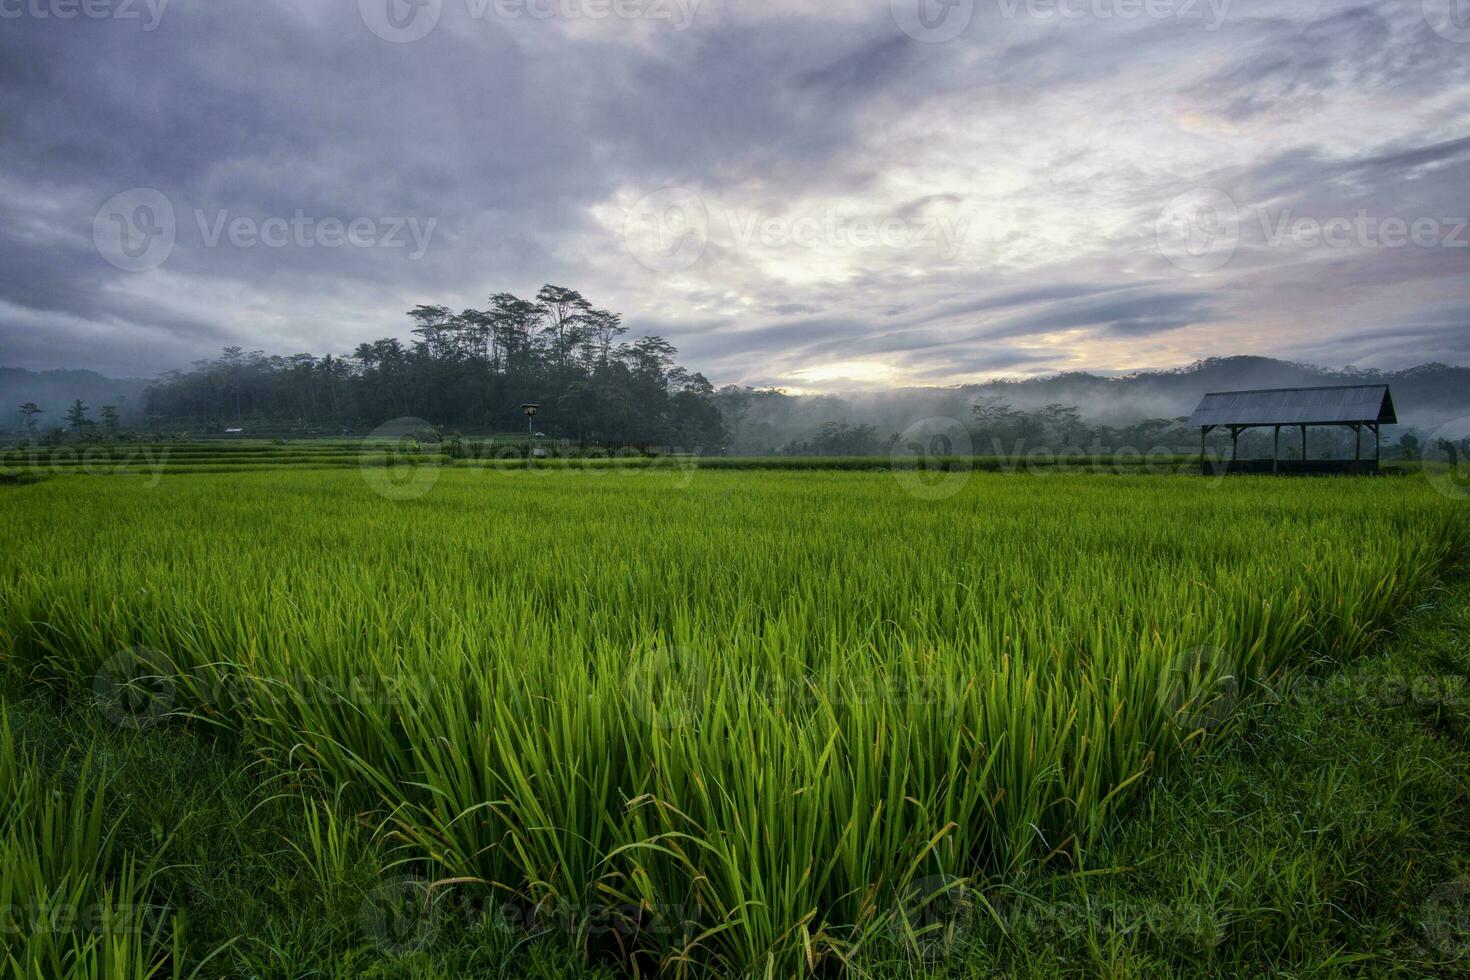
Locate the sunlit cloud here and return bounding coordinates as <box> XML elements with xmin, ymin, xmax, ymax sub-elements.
<box><xmin>0</xmin><ymin>0</ymin><xmax>1466</xmax><ymax>384</ymax></box>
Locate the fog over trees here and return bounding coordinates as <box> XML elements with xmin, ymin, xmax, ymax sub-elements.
<box><xmin>715</xmin><ymin>358</ymin><xmax>1470</xmax><ymax>456</ymax></box>
<box><xmin>8</xmin><ymin>339</ymin><xmax>1470</xmax><ymax>460</ymax></box>
<box><xmin>140</xmin><ymin>286</ymin><xmax>727</xmax><ymax>450</ymax></box>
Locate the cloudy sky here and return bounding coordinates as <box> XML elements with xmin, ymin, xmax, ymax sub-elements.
<box><xmin>2</xmin><ymin>0</ymin><xmax>1468</xmax><ymax>389</ymax></box>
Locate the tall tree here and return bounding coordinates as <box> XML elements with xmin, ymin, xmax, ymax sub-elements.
<box><xmin>407</xmin><ymin>305</ymin><xmax>454</xmax><ymax>361</ymax></box>
<box><xmin>535</xmin><ymin>285</ymin><xmax>592</xmax><ymax>373</ymax></box>
<box><xmin>64</xmin><ymin>399</ymin><xmax>91</xmax><ymax>433</ymax></box>
<box><xmin>584</xmin><ymin>309</ymin><xmax>626</xmax><ymax>372</ymax></box>
<box><xmin>18</xmin><ymin>402</ymin><xmax>43</xmax><ymax>441</ymax></box>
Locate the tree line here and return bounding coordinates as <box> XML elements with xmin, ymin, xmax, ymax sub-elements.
<box><xmin>713</xmin><ymin>389</ymin><xmax>1208</xmax><ymax>457</ymax></box>
<box><xmin>14</xmin><ymin>400</ymin><xmax>123</xmax><ymax>444</ymax></box>
<box><xmin>713</xmin><ymin>389</ymin><xmax>1442</xmax><ymax>460</ymax></box>
<box><xmin>137</xmin><ymin>286</ymin><xmax>726</xmax><ymax>449</ymax></box>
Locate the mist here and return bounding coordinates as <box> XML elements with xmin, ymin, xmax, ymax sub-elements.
<box><xmin>715</xmin><ymin>356</ymin><xmax>1470</xmax><ymax>455</ymax></box>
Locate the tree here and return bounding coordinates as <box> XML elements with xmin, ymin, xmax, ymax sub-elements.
<box><xmin>17</xmin><ymin>402</ymin><xmax>42</xmax><ymax>441</ymax></box>
<box><xmin>669</xmin><ymin>388</ymin><xmax>727</xmax><ymax>451</ymax></box>
<box><xmin>487</xmin><ymin>293</ymin><xmax>543</xmax><ymax>374</ymax></box>
<box><xmin>138</xmin><ymin>285</ymin><xmax>727</xmax><ymax>450</ymax></box>
<box><xmin>584</xmin><ymin>309</ymin><xmax>626</xmax><ymax>371</ymax></box>
<box><xmin>100</xmin><ymin>405</ymin><xmax>121</xmax><ymax>438</ymax></box>
<box><xmin>781</xmin><ymin>421</ymin><xmax>881</xmax><ymax>456</ymax></box>
<box><xmin>1432</xmin><ymin>436</ymin><xmax>1465</xmax><ymax>465</ymax></box>
<box><xmin>64</xmin><ymin>399</ymin><xmax>92</xmax><ymax>434</ymax></box>
<box><xmin>352</xmin><ymin>342</ymin><xmax>379</xmax><ymax>372</ymax></box>
<box><xmin>626</xmin><ymin>336</ymin><xmax>677</xmax><ymax>385</ymax></box>
<box><xmin>454</xmin><ymin>309</ymin><xmax>495</xmax><ymax>364</ymax></box>
<box><xmin>1038</xmin><ymin>403</ymin><xmax>1085</xmax><ymax>447</ymax></box>
<box><xmin>407</xmin><ymin>305</ymin><xmax>454</xmax><ymax>360</ymax></box>
<box><xmin>535</xmin><ymin>285</ymin><xmax>592</xmax><ymax>373</ymax></box>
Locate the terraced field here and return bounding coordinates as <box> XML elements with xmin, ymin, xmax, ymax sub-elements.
<box><xmin>0</xmin><ymin>438</ymin><xmax>1208</xmax><ymax>480</ymax></box>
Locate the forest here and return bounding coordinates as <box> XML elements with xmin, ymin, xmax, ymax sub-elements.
<box><xmin>138</xmin><ymin>286</ymin><xmax>728</xmax><ymax>450</ymax></box>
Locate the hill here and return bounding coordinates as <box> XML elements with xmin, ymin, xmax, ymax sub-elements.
<box><xmin>716</xmin><ymin>357</ymin><xmax>1470</xmax><ymax>454</ymax></box>
<box><xmin>7</xmin><ymin>356</ymin><xmax>1468</xmax><ymax>445</ymax></box>
<box><xmin>0</xmin><ymin>368</ymin><xmax>151</xmax><ymax>429</ymax></box>
<box><xmin>958</xmin><ymin>357</ymin><xmax>1470</xmax><ymax>427</ymax></box>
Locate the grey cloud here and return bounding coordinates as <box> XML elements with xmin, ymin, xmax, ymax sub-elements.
<box><xmin>669</xmin><ymin>317</ymin><xmax>859</xmax><ymax>363</ymax></box>
<box><xmin>1345</xmin><ymin>135</ymin><xmax>1470</xmax><ymax>177</ymax></box>
<box><xmin>889</xmin><ymin>194</ymin><xmax>964</xmax><ymax>224</ymax></box>
<box><xmin>978</xmin><ymin>292</ymin><xmax>1218</xmax><ymax>340</ymax></box>
<box><xmin>1189</xmin><ymin>3</ymin><xmax>1467</xmax><ymax>122</ymax></box>
<box><xmin>797</xmin><ymin>34</ymin><xmax>914</xmax><ymax>94</ymax></box>
<box><xmin>0</xmin><ymin>0</ymin><xmax>1466</xmax><ymax>386</ymax></box>
<box><xmin>1278</xmin><ymin>315</ymin><xmax>1470</xmax><ymax>371</ymax></box>
<box><xmin>902</xmin><ymin>348</ymin><xmax>1058</xmax><ymax>380</ymax></box>
<box><xmin>916</xmin><ymin>284</ymin><xmax>1136</xmax><ymax>326</ymax></box>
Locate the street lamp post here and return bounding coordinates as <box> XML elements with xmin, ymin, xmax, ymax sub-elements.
<box><xmin>521</xmin><ymin>403</ymin><xmax>539</xmax><ymax>467</ymax></box>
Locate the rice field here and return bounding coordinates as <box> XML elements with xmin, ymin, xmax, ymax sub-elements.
<box><xmin>0</xmin><ymin>439</ymin><xmax>1205</xmax><ymax>479</ymax></box>
<box><xmin>1</xmin><ymin>466</ymin><xmax>1465</xmax><ymax>976</ymax></box>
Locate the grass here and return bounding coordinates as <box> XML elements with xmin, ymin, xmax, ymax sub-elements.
<box><xmin>0</xmin><ymin>709</ymin><xmax>184</xmax><ymax>979</ymax></box>
<box><xmin>1</xmin><ymin>465</ymin><xmax>1466</xmax><ymax>976</ymax></box>
<box><xmin>868</xmin><ymin>564</ymin><xmax>1470</xmax><ymax>976</ymax></box>
<box><xmin>7</xmin><ymin>436</ymin><xmax>1441</xmax><ymax>481</ymax></box>
<box><xmin>2</xmin><ymin>438</ymin><xmax>1216</xmax><ymax>477</ymax></box>
<box><xmin>0</xmin><ymin>690</ymin><xmax>621</xmax><ymax>979</ymax></box>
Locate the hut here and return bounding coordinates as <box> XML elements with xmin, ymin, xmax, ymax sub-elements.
<box><xmin>1188</xmin><ymin>385</ymin><xmax>1396</xmax><ymax>475</ymax></box>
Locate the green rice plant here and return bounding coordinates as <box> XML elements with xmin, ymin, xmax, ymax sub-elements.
<box><xmin>0</xmin><ymin>712</ymin><xmax>181</xmax><ymax>980</ymax></box>
<box><xmin>0</xmin><ymin>469</ymin><xmax>1464</xmax><ymax>975</ymax></box>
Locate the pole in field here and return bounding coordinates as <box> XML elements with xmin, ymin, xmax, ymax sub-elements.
<box><xmin>521</xmin><ymin>404</ymin><xmax>539</xmax><ymax>467</ymax></box>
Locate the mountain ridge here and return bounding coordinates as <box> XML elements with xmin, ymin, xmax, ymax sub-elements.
<box><xmin>5</xmin><ymin>356</ymin><xmax>1468</xmax><ymax>435</ymax></box>
<box><xmin>939</xmin><ymin>356</ymin><xmax>1470</xmax><ymax>426</ymax></box>
<box><xmin>0</xmin><ymin>368</ymin><xmax>152</xmax><ymax>425</ymax></box>
<box><xmin>714</xmin><ymin>356</ymin><xmax>1470</xmax><ymax>453</ymax></box>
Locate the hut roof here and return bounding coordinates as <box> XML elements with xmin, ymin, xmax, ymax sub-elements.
<box><xmin>1187</xmin><ymin>385</ymin><xmax>1396</xmax><ymax>428</ymax></box>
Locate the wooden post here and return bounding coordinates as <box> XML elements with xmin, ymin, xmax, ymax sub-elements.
<box><xmin>1231</xmin><ymin>426</ymin><xmax>1239</xmax><ymax>461</ymax></box>
<box><xmin>1200</xmin><ymin>426</ymin><xmax>1206</xmax><ymax>476</ymax></box>
<box><xmin>1273</xmin><ymin>425</ymin><xmax>1280</xmax><ymax>474</ymax></box>
<box><xmin>1300</xmin><ymin>424</ymin><xmax>1307</xmax><ymax>461</ymax></box>
<box><xmin>1374</xmin><ymin>424</ymin><xmax>1380</xmax><ymax>465</ymax></box>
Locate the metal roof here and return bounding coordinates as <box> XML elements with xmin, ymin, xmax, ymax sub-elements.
<box><xmin>1188</xmin><ymin>385</ymin><xmax>1396</xmax><ymax>428</ymax></box>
